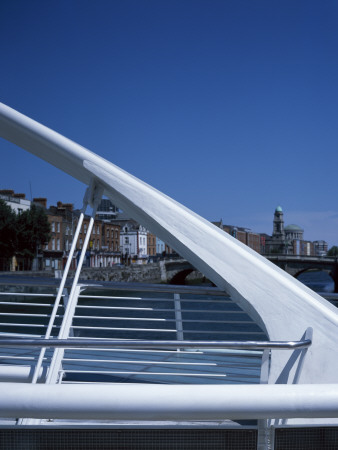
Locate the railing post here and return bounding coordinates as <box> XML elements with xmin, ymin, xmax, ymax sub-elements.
<box><xmin>44</xmin><ymin>180</ymin><xmax>103</xmax><ymax>386</ymax></box>
<box><xmin>257</xmin><ymin>349</ymin><xmax>272</xmax><ymax>450</ymax></box>
<box><xmin>260</xmin><ymin>349</ymin><xmax>270</xmax><ymax>385</ymax></box>
<box><xmin>27</xmin><ymin>213</ymin><xmax>84</xmax><ymax>383</ymax></box>
<box><xmin>18</xmin><ymin>198</ymin><xmax>89</xmax><ymax>425</ymax></box>
<box><xmin>174</xmin><ymin>293</ymin><xmax>184</xmax><ymax>343</ymax></box>
<box><xmin>28</xmin><ymin>211</ymin><xmax>85</xmax><ymax>386</ymax></box>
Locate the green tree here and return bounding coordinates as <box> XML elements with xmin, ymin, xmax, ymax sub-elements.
<box><xmin>327</xmin><ymin>246</ymin><xmax>338</xmax><ymax>257</ymax></box>
<box><xmin>0</xmin><ymin>198</ymin><xmax>17</xmax><ymax>258</ymax></box>
<box><xmin>16</xmin><ymin>204</ymin><xmax>51</xmax><ymax>260</ymax></box>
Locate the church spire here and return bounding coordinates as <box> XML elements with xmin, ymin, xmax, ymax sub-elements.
<box><xmin>273</xmin><ymin>206</ymin><xmax>285</xmax><ymax>238</ymax></box>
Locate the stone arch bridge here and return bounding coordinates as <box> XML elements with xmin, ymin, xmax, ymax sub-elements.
<box><xmin>163</xmin><ymin>256</ymin><xmax>338</xmax><ymax>292</ymax></box>
<box><xmin>266</xmin><ymin>255</ymin><xmax>338</xmax><ymax>292</ymax></box>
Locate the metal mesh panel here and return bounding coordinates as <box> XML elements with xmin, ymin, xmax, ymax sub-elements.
<box><xmin>275</xmin><ymin>426</ymin><xmax>338</xmax><ymax>450</ymax></box>
<box><xmin>0</xmin><ymin>428</ymin><xmax>257</xmax><ymax>450</ymax></box>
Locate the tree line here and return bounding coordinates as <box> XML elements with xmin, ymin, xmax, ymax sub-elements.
<box><xmin>0</xmin><ymin>199</ymin><xmax>50</xmax><ymax>268</ymax></box>
<box><xmin>327</xmin><ymin>246</ymin><xmax>338</xmax><ymax>257</ymax></box>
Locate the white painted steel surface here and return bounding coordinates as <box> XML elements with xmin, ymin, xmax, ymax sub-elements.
<box><xmin>30</xmin><ymin>212</ymin><xmax>84</xmax><ymax>384</ymax></box>
<box><xmin>1</xmin><ymin>102</ymin><xmax>338</xmax><ymax>387</ymax></box>
<box><xmin>1</xmin><ymin>383</ymin><xmax>338</xmax><ymax>420</ymax></box>
<box><xmin>0</xmin><ymin>365</ymin><xmax>44</xmax><ymax>383</ymax></box>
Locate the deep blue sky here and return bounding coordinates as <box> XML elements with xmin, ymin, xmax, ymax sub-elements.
<box><xmin>1</xmin><ymin>1</ymin><xmax>337</xmax><ymax>245</ymax></box>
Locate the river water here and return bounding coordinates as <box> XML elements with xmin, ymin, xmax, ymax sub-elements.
<box><xmin>297</xmin><ymin>270</ymin><xmax>334</xmax><ymax>293</ymax></box>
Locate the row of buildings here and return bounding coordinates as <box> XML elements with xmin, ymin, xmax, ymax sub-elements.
<box><xmin>213</xmin><ymin>206</ymin><xmax>328</xmax><ymax>258</ymax></box>
<box><xmin>0</xmin><ymin>190</ymin><xmax>329</xmax><ymax>272</ymax></box>
<box><xmin>0</xmin><ymin>190</ymin><xmax>174</xmax><ymax>271</ymax></box>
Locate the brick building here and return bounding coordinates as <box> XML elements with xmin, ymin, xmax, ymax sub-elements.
<box><xmin>147</xmin><ymin>232</ymin><xmax>157</xmax><ymax>258</ymax></box>
<box><xmin>34</xmin><ymin>199</ymin><xmax>121</xmax><ymax>270</ymax></box>
<box><xmin>214</xmin><ymin>220</ymin><xmax>261</xmax><ymax>254</ymax></box>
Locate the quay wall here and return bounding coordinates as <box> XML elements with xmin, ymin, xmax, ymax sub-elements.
<box><xmin>79</xmin><ymin>263</ymin><xmax>163</xmax><ymax>283</ymax></box>
<box><xmin>0</xmin><ymin>260</ymin><xmax>204</xmax><ymax>285</ymax></box>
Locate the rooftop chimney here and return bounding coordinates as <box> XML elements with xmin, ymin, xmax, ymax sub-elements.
<box><xmin>13</xmin><ymin>193</ymin><xmax>26</xmax><ymax>199</ymax></box>
<box><xmin>33</xmin><ymin>198</ymin><xmax>47</xmax><ymax>208</ymax></box>
<box><xmin>0</xmin><ymin>189</ymin><xmax>14</xmax><ymax>196</ymax></box>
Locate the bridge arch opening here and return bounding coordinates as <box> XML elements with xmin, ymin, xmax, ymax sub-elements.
<box><xmin>294</xmin><ymin>268</ymin><xmax>335</xmax><ymax>293</ymax></box>
<box><xmin>169</xmin><ymin>269</ymin><xmax>195</xmax><ymax>285</ymax></box>
<box><xmin>169</xmin><ymin>269</ymin><xmax>214</xmax><ymax>286</ymax></box>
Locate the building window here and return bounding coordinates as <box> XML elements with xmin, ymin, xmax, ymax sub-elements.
<box><xmin>57</xmin><ymin>238</ymin><xmax>60</xmax><ymax>250</ymax></box>
<box><xmin>125</xmin><ymin>237</ymin><xmax>129</xmax><ymax>244</ymax></box>
<box><xmin>97</xmin><ymin>225</ymin><xmax>100</xmax><ymax>235</ymax></box>
<box><xmin>79</xmin><ymin>238</ymin><xmax>83</xmax><ymax>249</ymax></box>
<box><xmin>52</xmin><ymin>239</ymin><xmax>55</xmax><ymax>250</ymax></box>
<box><xmin>84</xmin><ymin>224</ymin><xmax>87</xmax><ymax>234</ymax></box>
<box><xmin>51</xmin><ymin>222</ymin><xmax>55</xmax><ymax>232</ymax></box>
<box><xmin>57</xmin><ymin>222</ymin><xmax>60</xmax><ymax>233</ymax></box>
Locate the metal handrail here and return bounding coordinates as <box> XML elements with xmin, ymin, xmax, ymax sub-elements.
<box><xmin>0</xmin><ymin>338</ymin><xmax>312</xmax><ymax>350</ymax></box>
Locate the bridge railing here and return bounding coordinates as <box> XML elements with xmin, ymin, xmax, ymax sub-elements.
<box><xmin>0</xmin><ymin>282</ymin><xmax>268</xmax><ymax>387</ymax></box>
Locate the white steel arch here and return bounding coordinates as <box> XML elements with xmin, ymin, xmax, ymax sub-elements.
<box><xmin>1</xmin><ymin>102</ymin><xmax>338</xmax><ymax>386</ymax></box>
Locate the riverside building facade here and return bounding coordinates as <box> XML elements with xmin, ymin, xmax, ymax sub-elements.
<box><xmin>213</xmin><ymin>220</ymin><xmax>261</xmax><ymax>254</ymax></box>
<box><xmin>34</xmin><ymin>199</ymin><xmax>122</xmax><ymax>270</ymax></box>
<box><xmin>1</xmin><ymin>190</ymin><xmax>330</xmax><ymax>270</ymax></box>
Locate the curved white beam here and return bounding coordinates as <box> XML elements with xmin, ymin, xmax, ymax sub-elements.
<box><xmin>0</xmin><ymin>102</ymin><xmax>338</xmax><ymax>385</ymax></box>
<box><xmin>1</xmin><ymin>383</ymin><xmax>338</xmax><ymax>420</ymax></box>
<box><xmin>0</xmin><ymin>365</ymin><xmax>45</xmax><ymax>383</ymax></box>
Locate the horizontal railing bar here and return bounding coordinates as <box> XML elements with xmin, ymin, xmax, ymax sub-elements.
<box><xmin>71</xmin><ymin>315</ymin><xmax>252</xmax><ymax>324</ymax></box>
<box><xmin>76</xmin><ymin>305</ymin><xmax>246</xmax><ymax>313</ymax></box>
<box><xmin>69</xmin><ymin>325</ymin><xmax>264</xmax><ymax>334</ymax></box>
<box><xmin>63</xmin><ymin>358</ymin><xmax>217</xmax><ymax>366</ymax></box>
<box><xmin>71</xmin><ymin>326</ymin><xmax>177</xmax><ymax>332</ymax></box>
<box><xmin>0</xmin><ymin>356</ymin><xmax>39</xmax><ymax>360</ymax></box>
<box><xmin>79</xmin><ymin>296</ymin><xmax>232</xmax><ymax>304</ymax></box>
<box><xmin>0</xmin><ymin>302</ymin><xmax>61</xmax><ymax>308</ymax></box>
<box><xmin>62</xmin><ymin>356</ymin><xmax>261</xmax><ymax>370</ymax></box>
<box><xmin>0</xmin><ymin>335</ymin><xmax>262</xmax><ymax>353</ymax></box>
<box><xmin>62</xmin><ymin>349</ymin><xmax>262</xmax><ymax>359</ymax></box>
<box><xmin>0</xmin><ymin>338</ymin><xmax>311</xmax><ymax>350</ymax></box>
<box><xmin>73</xmin><ymin>315</ymin><xmax>169</xmax><ymax>322</ymax></box>
<box><xmin>60</xmin><ymin>378</ymin><xmax>256</xmax><ymax>385</ymax></box>
<box><xmin>78</xmin><ymin>284</ymin><xmax>229</xmax><ymax>296</ymax></box>
<box><xmin>61</xmin><ymin>370</ymin><xmax>259</xmax><ymax>378</ymax></box>
<box><xmin>0</xmin><ymin>313</ymin><xmax>62</xmax><ymax>318</ymax></box>
<box><xmin>77</xmin><ymin>305</ymin><xmax>157</xmax><ymax>311</ymax></box>
<box><xmin>0</xmin><ymin>333</ymin><xmax>45</xmax><ymax>338</ymax></box>
<box><xmin>62</xmin><ymin>370</ymin><xmax>227</xmax><ymax>377</ymax></box>
<box><xmin>180</xmin><ymin>330</ymin><xmax>265</xmax><ymax>335</ymax></box>
<box><xmin>0</xmin><ymin>323</ymin><xmax>59</xmax><ymax>328</ymax></box>
<box><xmin>79</xmin><ymin>295</ymin><xmax>142</xmax><ymax>300</ymax></box>
<box><xmin>61</xmin><ymin>343</ymin><xmax>208</xmax><ymax>354</ymax></box>
<box><xmin>0</xmin><ymin>293</ymin><xmax>58</xmax><ymax>297</ymax></box>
